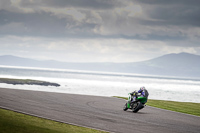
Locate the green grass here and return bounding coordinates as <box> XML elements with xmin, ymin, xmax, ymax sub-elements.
<box><xmin>0</xmin><ymin>108</ymin><xmax>107</xmax><ymax>133</ymax></box>
<box><xmin>114</xmin><ymin>96</ymin><xmax>200</xmax><ymax>116</ymax></box>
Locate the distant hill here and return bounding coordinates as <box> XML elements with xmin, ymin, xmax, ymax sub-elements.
<box><xmin>124</xmin><ymin>52</ymin><xmax>200</xmax><ymax>77</ymax></box>
<box><xmin>0</xmin><ymin>53</ymin><xmax>200</xmax><ymax>78</ymax></box>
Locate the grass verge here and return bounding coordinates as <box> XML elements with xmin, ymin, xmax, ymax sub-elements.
<box><xmin>114</xmin><ymin>96</ymin><xmax>200</xmax><ymax>116</ymax></box>
<box><xmin>0</xmin><ymin>108</ymin><xmax>107</xmax><ymax>133</ymax></box>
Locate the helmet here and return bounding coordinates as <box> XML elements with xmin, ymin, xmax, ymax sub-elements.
<box><xmin>140</xmin><ymin>86</ymin><xmax>145</xmax><ymax>91</ymax></box>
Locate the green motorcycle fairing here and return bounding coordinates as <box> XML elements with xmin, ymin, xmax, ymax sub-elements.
<box><xmin>137</xmin><ymin>96</ymin><xmax>147</xmax><ymax>104</ymax></box>
<box><xmin>127</xmin><ymin>95</ymin><xmax>147</xmax><ymax>109</ymax></box>
<box><xmin>127</xmin><ymin>93</ymin><xmax>132</xmax><ymax>108</ymax></box>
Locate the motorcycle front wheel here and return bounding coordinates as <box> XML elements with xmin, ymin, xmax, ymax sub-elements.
<box><xmin>123</xmin><ymin>103</ymin><xmax>128</xmax><ymax>111</ymax></box>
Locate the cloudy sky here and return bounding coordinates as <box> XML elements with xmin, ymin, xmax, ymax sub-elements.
<box><xmin>0</xmin><ymin>0</ymin><xmax>200</xmax><ymax>62</ymax></box>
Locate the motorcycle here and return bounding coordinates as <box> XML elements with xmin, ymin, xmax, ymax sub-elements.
<box><xmin>123</xmin><ymin>91</ymin><xmax>147</xmax><ymax>113</ymax></box>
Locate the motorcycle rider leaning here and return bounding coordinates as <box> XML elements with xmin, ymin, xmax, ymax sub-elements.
<box><xmin>130</xmin><ymin>86</ymin><xmax>149</xmax><ymax>104</ymax></box>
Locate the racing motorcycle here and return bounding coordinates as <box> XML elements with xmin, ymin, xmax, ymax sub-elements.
<box><xmin>123</xmin><ymin>91</ymin><xmax>147</xmax><ymax>113</ymax></box>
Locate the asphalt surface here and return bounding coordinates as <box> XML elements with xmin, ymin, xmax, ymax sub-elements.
<box><xmin>0</xmin><ymin>88</ymin><xmax>200</xmax><ymax>133</ymax></box>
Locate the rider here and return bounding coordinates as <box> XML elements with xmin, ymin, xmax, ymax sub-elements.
<box><xmin>130</xmin><ymin>86</ymin><xmax>149</xmax><ymax>103</ymax></box>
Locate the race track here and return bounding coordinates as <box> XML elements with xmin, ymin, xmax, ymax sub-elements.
<box><xmin>0</xmin><ymin>88</ymin><xmax>200</xmax><ymax>133</ymax></box>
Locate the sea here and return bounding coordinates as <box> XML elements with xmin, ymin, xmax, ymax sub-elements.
<box><xmin>0</xmin><ymin>65</ymin><xmax>200</xmax><ymax>103</ymax></box>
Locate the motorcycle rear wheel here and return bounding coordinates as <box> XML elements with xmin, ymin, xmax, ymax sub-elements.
<box><xmin>132</xmin><ymin>101</ymin><xmax>143</xmax><ymax>113</ymax></box>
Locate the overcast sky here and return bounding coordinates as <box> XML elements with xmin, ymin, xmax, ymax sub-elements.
<box><xmin>0</xmin><ymin>0</ymin><xmax>200</xmax><ymax>62</ymax></box>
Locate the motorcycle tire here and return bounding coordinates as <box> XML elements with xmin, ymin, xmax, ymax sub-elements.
<box><xmin>132</xmin><ymin>101</ymin><xmax>143</xmax><ymax>113</ymax></box>
<box><xmin>123</xmin><ymin>103</ymin><xmax>128</xmax><ymax>111</ymax></box>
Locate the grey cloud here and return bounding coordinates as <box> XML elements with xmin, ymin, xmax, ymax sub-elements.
<box><xmin>0</xmin><ymin>10</ymin><xmax>68</xmax><ymax>37</ymax></box>
<box><xmin>0</xmin><ymin>9</ymin><xmax>99</xmax><ymax>38</ymax></box>
<box><xmin>136</xmin><ymin>0</ymin><xmax>200</xmax><ymax>6</ymax></box>
<box><xmin>19</xmin><ymin>0</ymin><xmax>126</xmax><ymax>10</ymax></box>
<box><xmin>0</xmin><ymin>0</ymin><xmax>11</xmax><ymax>9</ymax></box>
<box><xmin>0</xmin><ymin>0</ymin><xmax>200</xmax><ymax>44</ymax></box>
<box><xmin>143</xmin><ymin>6</ymin><xmax>200</xmax><ymax>27</ymax></box>
<box><xmin>135</xmin><ymin>0</ymin><xmax>200</xmax><ymax>27</ymax></box>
